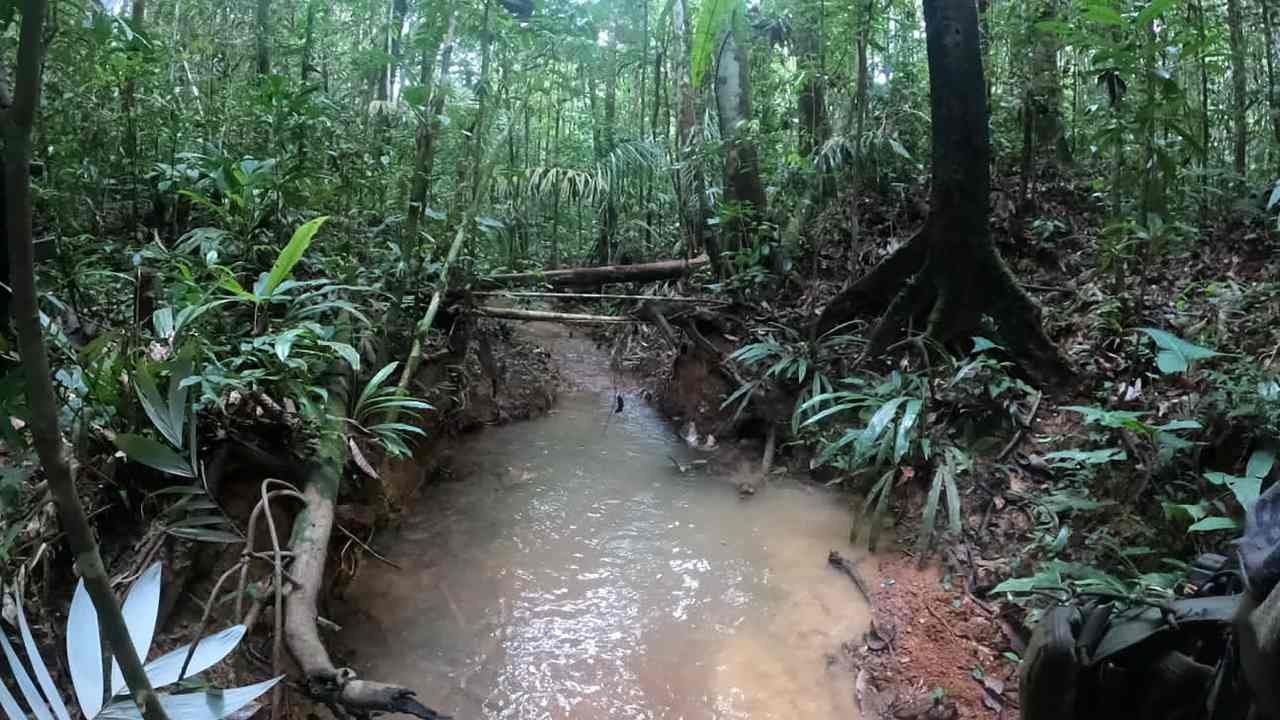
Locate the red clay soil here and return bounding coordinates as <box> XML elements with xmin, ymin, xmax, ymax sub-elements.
<box><xmin>855</xmin><ymin>555</ymin><xmax>1019</xmax><ymax>720</ymax></box>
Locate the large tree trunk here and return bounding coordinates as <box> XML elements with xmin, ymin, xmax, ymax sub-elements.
<box><xmin>795</xmin><ymin>30</ymin><xmax>829</xmax><ymax>161</ymax></box>
<box><xmin>1264</xmin><ymin>0</ymin><xmax>1280</xmax><ymax>164</ymax></box>
<box><xmin>1227</xmin><ymin>0</ymin><xmax>1249</xmax><ymax>177</ymax></box>
<box><xmin>714</xmin><ymin>18</ymin><xmax>767</xmax><ymax>255</ymax></box>
<box><xmin>816</xmin><ymin>0</ymin><xmax>1071</xmax><ymax>384</ymax></box>
<box><xmin>671</xmin><ymin>0</ymin><xmax>714</xmax><ymax>270</ymax></box>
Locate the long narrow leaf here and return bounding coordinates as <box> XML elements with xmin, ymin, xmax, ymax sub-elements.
<box><xmin>856</xmin><ymin>397</ymin><xmax>907</xmax><ymax>461</ymax></box>
<box><xmin>108</xmin><ymin>564</ymin><xmax>162</xmax><ymax>696</ymax></box>
<box><xmin>15</xmin><ymin>580</ymin><xmax>70</xmax><ymax>720</ymax></box>
<box><xmin>98</xmin><ymin>677</ymin><xmax>284</xmax><ymax>720</ymax></box>
<box><xmin>945</xmin><ymin>470</ymin><xmax>962</xmax><ymax>535</ymax></box>
<box><xmin>135</xmin><ymin>367</ymin><xmax>181</xmax><ymax>448</ymax></box>
<box><xmin>894</xmin><ymin>399</ymin><xmax>923</xmax><ymax>463</ymax></box>
<box><xmin>67</xmin><ymin>580</ymin><xmax>104</xmax><ymax>719</ymax></box>
<box><xmin>113</xmin><ymin>435</ymin><xmax>194</xmax><ymax>478</ymax></box>
<box><xmin>264</xmin><ymin>216</ymin><xmax>329</xmax><ymax>298</ymax></box>
<box><xmin>0</xmin><ymin>673</ymin><xmax>27</xmax><ymax>720</ymax></box>
<box><xmin>916</xmin><ymin>464</ymin><xmax>947</xmax><ymax>557</ymax></box>
<box><xmin>0</xmin><ymin>612</ymin><xmax>53</xmax><ymax>720</ymax></box>
<box><xmin>356</xmin><ymin>363</ymin><xmax>400</xmax><ymax>414</ymax></box>
<box><xmin>114</xmin><ymin>627</ymin><xmax>246</xmax><ymax>695</ymax></box>
<box><xmin>166</xmin><ymin>353</ymin><xmax>194</xmax><ymax>447</ymax></box>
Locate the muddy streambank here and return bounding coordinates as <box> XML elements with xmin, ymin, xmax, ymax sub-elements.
<box><xmin>331</xmin><ymin>322</ymin><xmax>873</xmax><ymax>719</ymax></box>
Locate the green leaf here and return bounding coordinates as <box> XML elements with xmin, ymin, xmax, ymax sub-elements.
<box><xmin>886</xmin><ymin>138</ymin><xmax>912</xmax><ymax>161</ymax></box>
<box><xmin>164</xmin><ymin>527</ymin><xmax>245</xmax><ymax>543</ymax></box>
<box><xmin>1187</xmin><ymin>516</ymin><xmax>1239</xmax><ymax>533</ymax></box>
<box><xmin>690</xmin><ymin>0</ymin><xmax>735</xmax><ymax>88</ymax></box>
<box><xmin>114</xmin><ymin>434</ymin><xmax>194</xmax><ymax>477</ymax></box>
<box><xmin>136</xmin><ymin>365</ymin><xmax>183</xmax><ymax>448</ymax></box>
<box><xmin>1138</xmin><ymin>327</ymin><xmax>1221</xmax><ymax>374</ymax></box>
<box><xmin>894</xmin><ymin>399</ymin><xmax>923</xmax><ymax>463</ymax></box>
<box><xmin>1247</xmin><ymin>448</ymin><xmax>1276</xmax><ymax>480</ymax></box>
<box><xmin>167</xmin><ymin>350</ymin><xmax>194</xmax><ymax>445</ymax></box>
<box><xmin>857</xmin><ymin>397</ymin><xmax>907</xmax><ymax>460</ymax></box>
<box><xmin>1136</xmin><ymin>0</ymin><xmax>1174</xmax><ymax>26</ymax></box>
<box><xmin>321</xmin><ymin>341</ymin><xmax>361</xmax><ymax>372</ymax></box>
<box><xmin>971</xmin><ymin>337</ymin><xmax>1000</xmax><ymax>353</ymax></box>
<box><xmin>357</xmin><ymin>362</ymin><xmax>401</xmax><ymax>413</ymax></box>
<box><xmin>1083</xmin><ymin>3</ymin><xmax>1124</xmax><ymax>25</ymax></box>
<box><xmin>264</xmin><ymin>216</ymin><xmax>329</xmax><ymax>298</ymax></box>
<box><xmin>274</xmin><ymin>329</ymin><xmax>304</xmax><ymax>362</ymax></box>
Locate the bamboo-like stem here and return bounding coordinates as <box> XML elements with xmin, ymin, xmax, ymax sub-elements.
<box><xmin>4</xmin><ymin>2</ymin><xmax>168</xmax><ymax>718</ymax></box>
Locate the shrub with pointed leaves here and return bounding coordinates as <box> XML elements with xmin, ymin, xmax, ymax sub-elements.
<box><xmin>0</xmin><ymin>564</ymin><xmax>279</xmax><ymax>720</ymax></box>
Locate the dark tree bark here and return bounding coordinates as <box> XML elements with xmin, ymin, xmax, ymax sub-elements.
<box><xmin>1264</xmin><ymin>0</ymin><xmax>1280</xmax><ymax>161</ymax></box>
<box><xmin>816</xmin><ymin>0</ymin><xmax>1071</xmax><ymax>384</ymax></box>
<box><xmin>256</xmin><ymin>0</ymin><xmax>271</xmax><ymax>75</ymax></box>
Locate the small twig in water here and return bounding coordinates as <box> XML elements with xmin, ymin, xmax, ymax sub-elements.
<box><xmin>335</xmin><ymin>524</ymin><xmax>403</xmax><ymax>570</ymax></box>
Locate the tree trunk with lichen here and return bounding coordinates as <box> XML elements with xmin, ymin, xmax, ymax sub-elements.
<box><xmin>816</xmin><ymin>0</ymin><xmax>1071</xmax><ymax>385</ymax></box>
<box><xmin>715</xmin><ymin>18</ymin><xmax>767</xmax><ymax>257</ymax></box>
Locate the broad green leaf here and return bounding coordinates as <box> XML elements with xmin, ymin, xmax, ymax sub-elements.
<box><xmin>856</xmin><ymin>397</ymin><xmax>907</xmax><ymax>460</ymax></box>
<box><xmin>1083</xmin><ymin>4</ymin><xmax>1124</xmax><ymax>25</ymax></box>
<box><xmin>152</xmin><ymin>307</ymin><xmax>174</xmax><ymax>339</ymax></box>
<box><xmin>167</xmin><ymin>352</ymin><xmax>194</xmax><ymax>446</ymax></box>
<box><xmin>1247</xmin><ymin>448</ymin><xmax>1276</xmax><ymax>480</ymax></box>
<box><xmin>274</xmin><ymin>329</ymin><xmax>304</xmax><ymax>362</ymax></box>
<box><xmin>1136</xmin><ymin>0</ymin><xmax>1174</xmax><ymax>26</ymax></box>
<box><xmin>971</xmin><ymin>337</ymin><xmax>1000</xmax><ymax>353</ymax></box>
<box><xmin>894</xmin><ymin>399</ymin><xmax>923</xmax><ymax>463</ymax></box>
<box><xmin>264</xmin><ymin>216</ymin><xmax>329</xmax><ymax>298</ymax></box>
<box><xmin>114</xmin><ymin>434</ymin><xmax>194</xmax><ymax>477</ymax></box>
<box><xmin>135</xmin><ymin>365</ymin><xmax>182</xmax><ymax>448</ymax></box>
<box><xmin>321</xmin><ymin>341</ymin><xmax>361</xmax><ymax>372</ymax></box>
<box><xmin>1188</xmin><ymin>516</ymin><xmax>1239</xmax><ymax>533</ymax></box>
<box><xmin>1139</xmin><ymin>327</ymin><xmax>1221</xmax><ymax>374</ymax></box>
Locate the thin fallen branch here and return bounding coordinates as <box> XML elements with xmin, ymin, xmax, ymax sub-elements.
<box><xmin>478</xmin><ymin>253</ymin><xmax>709</xmax><ymax>288</ymax></box>
<box><xmin>828</xmin><ymin>550</ymin><xmax>873</xmax><ymax>604</ymax></box>
<box><xmin>998</xmin><ymin>390</ymin><xmax>1043</xmax><ymax>461</ymax></box>
<box><xmin>468</xmin><ymin>306</ymin><xmax>642</xmax><ymax>324</ymax></box>
<box><xmin>335</xmin><ymin>524</ymin><xmax>403</xmax><ymax>571</ymax></box>
<box><xmin>467</xmin><ymin>289</ymin><xmax>728</xmax><ymax>304</ymax></box>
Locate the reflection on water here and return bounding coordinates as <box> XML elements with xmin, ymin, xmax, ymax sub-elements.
<box><xmin>337</xmin><ymin>392</ymin><xmax>869</xmax><ymax>719</ymax></box>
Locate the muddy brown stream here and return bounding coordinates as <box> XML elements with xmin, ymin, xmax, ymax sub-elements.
<box><xmin>338</xmin><ymin>332</ymin><xmax>870</xmax><ymax>719</ymax></box>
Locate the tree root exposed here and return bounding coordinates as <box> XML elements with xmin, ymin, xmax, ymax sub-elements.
<box><xmin>285</xmin><ymin>463</ymin><xmax>450</xmax><ymax>719</ymax></box>
<box><xmin>814</xmin><ymin>223</ymin><xmax>1073</xmax><ymax>386</ymax></box>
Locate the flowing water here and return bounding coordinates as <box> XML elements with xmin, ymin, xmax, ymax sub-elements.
<box><xmin>337</xmin><ymin>330</ymin><xmax>870</xmax><ymax>719</ymax></box>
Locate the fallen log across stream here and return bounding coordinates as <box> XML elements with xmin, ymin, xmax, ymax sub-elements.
<box><xmin>468</xmin><ymin>306</ymin><xmax>643</xmax><ymax>324</ymax></box>
<box><xmin>477</xmin><ymin>253</ymin><xmax>709</xmax><ymax>288</ymax></box>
